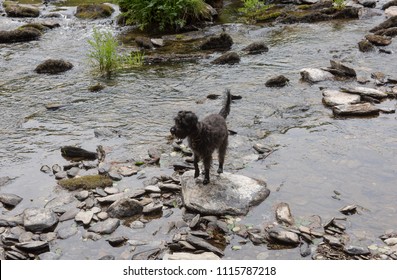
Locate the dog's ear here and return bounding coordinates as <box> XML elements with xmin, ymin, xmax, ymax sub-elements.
<box><xmin>182</xmin><ymin>111</ymin><xmax>198</xmax><ymax>126</ymax></box>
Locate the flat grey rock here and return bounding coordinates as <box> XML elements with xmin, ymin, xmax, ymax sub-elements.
<box><xmin>88</xmin><ymin>218</ymin><xmax>120</xmax><ymax>234</ymax></box>
<box><xmin>300</xmin><ymin>68</ymin><xmax>334</xmax><ymax>83</ymax></box>
<box><xmin>181</xmin><ymin>171</ymin><xmax>270</xmax><ymax>215</ymax></box>
<box><xmin>23</xmin><ymin>208</ymin><xmax>58</xmax><ymax>233</ymax></box>
<box><xmin>322</xmin><ymin>90</ymin><xmax>361</xmax><ymax>106</ymax></box>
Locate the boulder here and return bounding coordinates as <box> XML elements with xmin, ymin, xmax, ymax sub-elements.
<box><xmin>35</xmin><ymin>59</ymin><xmax>73</xmax><ymax>74</ymax></box>
<box><xmin>0</xmin><ymin>28</ymin><xmax>41</xmax><ymax>44</ymax></box>
<box><xmin>370</xmin><ymin>16</ymin><xmax>397</xmax><ymax>33</ymax></box>
<box><xmin>23</xmin><ymin>208</ymin><xmax>58</xmax><ymax>233</ymax></box>
<box><xmin>107</xmin><ymin>198</ymin><xmax>143</xmax><ymax>218</ymax></box>
<box><xmin>181</xmin><ymin>170</ymin><xmax>270</xmax><ymax>215</ymax></box>
<box><xmin>200</xmin><ymin>33</ymin><xmax>233</xmax><ymax>51</ymax></box>
<box><xmin>324</xmin><ymin>60</ymin><xmax>356</xmax><ymax>78</ymax></box>
<box><xmin>300</xmin><ymin>68</ymin><xmax>334</xmax><ymax>83</ymax></box>
<box><xmin>75</xmin><ymin>4</ymin><xmax>114</xmax><ymax>19</ymax></box>
<box><xmin>385</xmin><ymin>6</ymin><xmax>397</xmax><ymax>17</ymax></box>
<box><xmin>322</xmin><ymin>90</ymin><xmax>361</xmax><ymax>107</ymax></box>
<box><xmin>211</xmin><ymin>52</ymin><xmax>240</xmax><ymax>65</ymax></box>
<box><xmin>4</xmin><ymin>4</ymin><xmax>40</xmax><ymax>18</ymax></box>
<box><xmin>365</xmin><ymin>34</ymin><xmax>392</xmax><ymax>46</ymax></box>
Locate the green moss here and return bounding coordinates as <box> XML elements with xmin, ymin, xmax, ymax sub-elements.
<box><xmin>58</xmin><ymin>175</ymin><xmax>113</xmax><ymax>190</ymax></box>
<box><xmin>297</xmin><ymin>5</ymin><xmax>311</xmax><ymax>10</ymax></box>
<box><xmin>256</xmin><ymin>11</ymin><xmax>282</xmax><ymax>22</ymax></box>
<box><xmin>75</xmin><ymin>4</ymin><xmax>114</xmax><ymax>19</ymax></box>
<box><xmin>19</xmin><ymin>23</ymin><xmax>46</xmax><ymax>32</ymax></box>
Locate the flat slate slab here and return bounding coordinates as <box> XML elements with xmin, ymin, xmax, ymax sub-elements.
<box><xmin>322</xmin><ymin>89</ymin><xmax>361</xmax><ymax>106</ymax></box>
<box><xmin>333</xmin><ymin>102</ymin><xmax>380</xmax><ymax>116</ymax></box>
<box><xmin>181</xmin><ymin>171</ymin><xmax>270</xmax><ymax>215</ymax></box>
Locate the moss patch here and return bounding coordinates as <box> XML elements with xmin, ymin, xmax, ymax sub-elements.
<box><xmin>75</xmin><ymin>4</ymin><xmax>114</xmax><ymax>19</ymax></box>
<box><xmin>58</xmin><ymin>175</ymin><xmax>113</xmax><ymax>190</ymax></box>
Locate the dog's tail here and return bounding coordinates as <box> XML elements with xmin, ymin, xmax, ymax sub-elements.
<box><xmin>219</xmin><ymin>89</ymin><xmax>232</xmax><ymax>119</ymax></box>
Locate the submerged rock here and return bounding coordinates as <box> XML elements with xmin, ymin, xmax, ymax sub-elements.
<box><xmin>181</xmin><ymin>171</ymin><xmax>270</xmax><ymax>215</ymax></box>
<box><xmin>35</xmin><ymin>59</ymin><xmax>73</xmax><ymax>74</ymax></box>
<box><xmin>0</xmin><ymin>28</ymin><xmax>41</xmax><ymax>44</ymax></box>
<box><xmin>370</xmin><ymin>16</ymin><xmax>397</xmax><ymax>33</ymax></box>
<box><xmin>322</xmin><ymin>90</ymin><xmax>361</xmax><ymax>106</ymax></box>
<box><xmin>358</xmin><ymin>39</ymin><xmax>375</xmax><ymax>52</ymax></box>
<box><xmin>242</xmin><ymin>42</ymin><xmax>269</xmax><ymax>54</ymax></box>
<box><xmin>265</xmin><ymin>75</ymin><xmax>289</xmax><ymax>87</ymax></box>
<box><xmin>325</xmin><ymin>60</ymin><xmax>356</xmax><ymax>78</ymax></box>
<box><xmin>200</xmin><ymin>33</ymin><xmax>233</xmax><ymax>51</ymax></box>
<box><xmin>211</xmin><ymin>52</ymin><xmax>240</xmax><ymax>65</ymax></box>
<box><xmin>365</xmin><ymin>34</ymin><xmax>392</xmax><ymax>46</ymax></box>
<box><xmin>75</xmin><ymin>4</ymin><xmax>114</xmax><ymax>19</ymax></box>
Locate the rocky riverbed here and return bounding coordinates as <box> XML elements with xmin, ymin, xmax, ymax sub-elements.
<box><xmin>1</xmin><ymin>0</ymin><xmax>397</xmax><ymax>260</ymax></box>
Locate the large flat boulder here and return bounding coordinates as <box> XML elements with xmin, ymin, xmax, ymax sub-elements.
<box><xmin>181</xmin><ymin>171</ymin><xmax>270</xmax><ymax>215</ymax></box>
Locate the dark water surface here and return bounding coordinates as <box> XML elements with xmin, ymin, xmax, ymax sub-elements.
<box><xmin>0</xmin><ymin>3</ymin><xmax>396</xmax><ymax>259</ymax></box>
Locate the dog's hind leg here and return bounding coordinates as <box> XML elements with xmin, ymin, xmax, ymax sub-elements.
<box><xmin>217</xmin><ymin>137</ymin><xmax>228</xmax><ymax>174</ymax></box>
<box><xmin>202</xmin><ymin>155</ymin><xmax>212</xmax><ymax>185</ymax></box>
<box><xmin>193</xmin><ymin>153</ymin><xmax>200</xmax><ymax>178</ymax></box>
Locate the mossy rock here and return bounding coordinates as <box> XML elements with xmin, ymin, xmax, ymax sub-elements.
<box><xmin>58</xmin><ymin>175</ymin><xmax>113</xmax><ymax>190</ymax></box>
<box><xmin>0</xmin><ymin>28</ymin><xmax>41</xmax><ymax>44</ymax></box>
<box><xmin>4</xmin><ymin>3</ymin><xmax>40</xmax><ymax>18</ymax></box>
<box><xmin>19</xmin><ymin>23</ymin><xmax>47</xmax><ymax>32</ymax></box>
<box><xmin>75</xmin><ymin>4</ymin><xmax>114</xmax><ymax>20</ymax></box>
<box><xmin>35</xmin><ymin>59</ymin><xmax>73</xmax><ymax>74</ymax></box>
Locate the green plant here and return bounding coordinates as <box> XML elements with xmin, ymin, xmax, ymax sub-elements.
<box><xmin>87</xmin><ymin>28</ymin><xmax>143</xmax><ymax>77</ymax></box>
<box><xmin>118</xmin><ymin>0</ymin><xmax>209</xmax><ymax>31</ymax></box>
<box><xmin>88</xmin><ymin>28</ymin><xmax>120</xmax><ymax>77</ymax></box>
<box><xmin>238</xmin><ymin>0</ymin><xmax>273</xmax><ymax>22</ymax></box>
<box><xmin>332</xmin><ymin>0</ymin><xmax>346</xmax><ymax>10</ymax></box>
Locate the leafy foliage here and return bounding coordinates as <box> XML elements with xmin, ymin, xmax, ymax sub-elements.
<box><xmin>118</xmin><ymin>0</ymin><xmax>209</xmax><ymax>31</ymax></box>
<box><xmin>332</xmin><ymin>0</ymin><xmax>346</xmax><ymax>10</ymax></box>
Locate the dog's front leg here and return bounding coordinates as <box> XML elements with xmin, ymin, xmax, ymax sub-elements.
<box><xmin>193</xmin><ymin>154</ymin><xmax>200</xmax><ymax>178</ymax></box>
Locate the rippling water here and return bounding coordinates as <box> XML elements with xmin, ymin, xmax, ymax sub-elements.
<box><xmin>0</xmin><ymin>3</ymin><xmax>396</xmax><ymax>259</ymax></box>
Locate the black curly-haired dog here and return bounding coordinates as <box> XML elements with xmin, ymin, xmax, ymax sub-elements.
<box><xmin>170</xmin><ymin>90</ymin><xmax>232</xmax><ymax>185</ymax></box>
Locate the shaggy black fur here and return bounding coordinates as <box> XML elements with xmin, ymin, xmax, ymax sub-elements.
<box><xmin>170</xmin><ymin>90</ymin><xmax>232</xmax><ymax>184</ymax></box>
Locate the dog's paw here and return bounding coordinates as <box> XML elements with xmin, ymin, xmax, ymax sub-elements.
<box><xmin>194</xmin><ymin>171</ymin><xmax>200</xmax><ymax>178</ymax></box>
<box><xmin>203</xmin><ymin>178</ymin><xmax>210</xmax><ymax>185</ymax></box>
<box><xmin>217</xmin><ymin>167</ymin><xmax>223</xmax><ymax>174</ymax></box>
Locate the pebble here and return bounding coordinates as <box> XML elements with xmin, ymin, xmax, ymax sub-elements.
<box><xmin>75</xmin><ymin>191</ymin><xmax>89</xmax><ymax>201</ymax></box>
<box><xmin>142</xmin><ymin>202</ymin><xmax>163</xmax><ymax>214</ymax></box>
<box><xmin>275</xmin><ymin>202</ymin><xmax>295</xmax><ymax>226</ymax></box>
<box><xmin>384</xmin><ymin>238</ymin><xmax>397</xmax><ymax>246</ymax></box>
<box><xmin>104</xmin><ymin>187</ymin><xmax>119</xmax><ymax>195</ymax></box>
<box><xmin>75</xmin><ymin>210</ymin><xmax>94</xmax><ymax>225</ymax></box>
<box><xmin>131</xmin><ymin>221</ymin><xmax>145</xmax><ymax>229</ymax></box>
<box><xmin>88</xmin><ymin>218</ymin><xmax>120</xmax><ymax>234</ymax></box>
<box><xmin>0</xmin><ymin>193</ymin><xmax>23</xmax><ymax>207</ymax></box>
<box><xmin>40</xmin><ymin>165</ymin><xmax>51</xmax><ymax>173</ymax></box>
<box><xmin>145</xmin><ymin>185</ymin><xmax>161</xmax><ymax>193</ymax></box>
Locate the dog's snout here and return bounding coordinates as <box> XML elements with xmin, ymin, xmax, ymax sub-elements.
<box><xmin>170</xmin><ymin>127</ymin><xmax>176</xmax><ymax>134</ymax></box>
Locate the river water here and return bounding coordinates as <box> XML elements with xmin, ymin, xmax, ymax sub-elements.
<box><xmin>0</xmin><ymin>1</ymin><xmax>396</xmax><ymax>259</ymax></box>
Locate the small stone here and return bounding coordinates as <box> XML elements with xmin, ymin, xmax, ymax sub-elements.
<box><xmin>97</xmin><ymin>212</ymin><xmax>108</xmax><ymax>220</ymax></box>
<box><xmin>75</xmin><ymin>210</ymin><xmax>94</xmax><ymax>225</ymax></box>
<box><xmin>15</xmin><ymin>241</ymin><xmax>49</xmax><ymax>253</ymax></box>
<box><xmin>35</xmin><ymin>59</ymin><xmax>73</xmax><ymax>74</ymax></box>
<box><xmin>66</xmin><ymin>167</ymin><xmax>80</xmax><ymax>178</ymax></box>
<box><xmin>131</xmin><ymin>220</ymin><xmax>145</xmax><ymax>229</ymax></box>
<box><xmin>242</xmin><ymin>42</ymin><xmax>269</xmax><ymax>54</ymax></box>
<box><xmin>107</xmin><ymin>198</ymin><xmax>143</xmax><ymax>218</ymax></box>
<box><xmin>59</xmin><ymin>208</ymin><xmax>80</xmax><ymax>222</ymax></box>
<box><xmin>265</xmin><ymin>75</ymin><xmax>289</xmax><ymax>87</ymax></box>
<box><xmin>104</xmin><ymin>187</ymin><xmax>119</xmax><ymax>195</ymax></box>
<box><xmin>142</xmin><ymin>202</ymin><xmax>163</xmax><ymax>214</ymax></box>
<box><xmin>88</xmin><ymin>218</ymin><xmax>120</xmax><ymax>234</ymax></box>
<box><xmin>55</xmin><ymin>171</ymin><xmax>67</xmax><ymax>180</ymax></box>
<box><xmin>211</xmin><ymin>52</ymin><xmax>240</xmax><ymax>65</ymax></box>
<box><xmin>333</xmin><ymin>103</ymin><xmax>380</xmax><ymax>117</ymax></box>
<box><xmin>268</xmin><ymin>227</ymin><xmax>300</xmax><ymax>245</ymax></box>
<box><xmin>189</xmin><ymin>214</ymin><xmax>201</xmax><ymax>228</ymax></box>
<box><xmin>40</xmin><ymin>165</ymin><xmax>51</xmax><ymax>173</ymax></box>
<box><xmin>300</xmin><ymin>68</ymin><xmax>334</xmax><ymax>83</ymax></box>
<box><xmin>0</xmin><ymin>193</ymin><xmax>23</xmax><ymax>207</ymax></box>
<box><xmin>358</xmin><ymin>40</ymin><xmax>375</xmax><ymax>52</ymax></box>
<box><xmin>275</xmin><ymin>202</ymin><xmax>295</xmax><ymax>226</ymax></box>
<box><xmin>322</xmin><ymin>90</ymin><xmax>361</xmax><ymax>107</ymax></box>
<box><xmin>107</xmin><ymin>236</ymin><xmax>127</xmax><ymax>247</ymax></box>
<box><xmin>108</xmin><ymin>171</ymin><xmax>122</xmax><ymax>181</ymax></box>
<box><xmin>57</xmin><ymin>225</ymin><xmax>78</xmax><ymax>239</ymax></box>
<box><xmin>151</xmin><ymin>38</ymin><xmax>164</xmax><ymax>47</ymax></box>
<box><xmin>23</xmin><ymin>208</ymin><xmax>58</xmax><ymax>233</ymax></box>
<box><xmin>52</xmin><ymin>164</ymin><xmax>62</xmax><ymax>174</ymax></box>
<box><xmin>344</xmin><ymin>245</ymin><xmax>370</xmax><ymax>255</ymax></box>
<box><xmin>384</xmin><ymin>238</ymin><xmax>397</xmax><ymax>246</ymax></box>
<box><xmin>118</xmin><ymin>166</ymin><xmax>138</xmax><ymax>177</ymax></box>
<box><xmin>145</xmin><ymin>185</ymin><xmax>161</xmax><ymax>193</ymax></box>
<box><xmin>75</xmin><ymin>190</ymin><xmax>90</xmax><ymax>201</ymax></box>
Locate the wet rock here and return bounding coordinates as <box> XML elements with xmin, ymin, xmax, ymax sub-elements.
<box><xmin>344</xmin><ymin>245</ymin><xmax>370</xmax><ymax>255</ymax></box>
<box><xmin>242</xmin><ymin>42</ymin><xmax>269</xmax><ymax>54</ymax></box>
<box><xmin>0</xmin><ymin>193</ymin><xmax>23</xmax><ymax>207</ymax></box>
<box><xmin>145</xmin><ymin>185</ymin><xmax>161</xmax><ymax>193</ymax></box>
<box><xmin>52</xmin><ymin>164</ymin><xmax>62</xmax><ymax>174</ymax></box>
<box><xmin>4</xmin><ymin>3</ymin><xmax>40</xmax><ymax>18</ymax></box>
<box><xmin>75</xmin><ymin>4</ymin><xmax>114</xmax><ymax>19</ymax></box>
<box><xmin>0</xmin><ymin>215</ymin><xmax>24</xmax><ymax>227</ymax></box>
<box><xmin>38</xmin><ymin>252</ymin><xmax>61</xmax><ymax>260</ymax></box>
<box><xmin>75</xmin><ymin>210</ymin><xmax>94</xmax><ymax>225</ymax></box>
<box><xmin>340</xmin><ymin>87</ymin><xmax>388</xmax><ymax>99</ymax></box>
<box><xmin>268</xmin><ymin>227</ymin><xmax>300</xmax><ymax>245</ymax></box>
<box><xmin>186</xmin><ymin>234</ymin><xmax>224</xmax><ymax>256</ymax></box>
<box><xmin>163</xmin><ymin>252</ymin><xmax>221</xmax><ymax>260</ymax></box>
<box><xmin>158</xmin><ymin>183</ymin><xmax>181</xmax><ymax>192</ymax></box>
<box><xmin>107</xmin><ymin>236</ymin><xmax>127</xmax><ymax>247</ymax></box>
<box><xmin>118</xmin><ymin>166</ymin><xmax>138</xmax><ymax>177</ymax></box>
<box><xmin>58</xmin><ymin>175</ymin><xmax>113</xmax><ymax>190</ymax></box>
<box><xmin>384</xmin><ymin>238</ymin><xmax>397</xmax><ymax>246</ymax></box>
<box><xmin>322</xmin><ymin>90</ymin><xmax>361</xmax><ymax>107</ymax></box>
<box><xmin>181</xmin><ymin>171</ymin><xmax>270</xmax><ymax>215</ymax></box>
<box><xmin>358</xmin><ymin>0</ymin><xmax>376</xmax><ymax>8</ymax></box>
<box><xmin>385</xmin><ymin>6</ymin><xmax>397</xmax><ymax>17</ymax></box>
<box><xmin>300</xmin><ymin>68</ymin><xmax>334</xmax><ymax>83</ymax></box>
<box><xmin>375</xmin><ymin>27</ymin><xmax>397</xmax><ymax>37</ymax></box>
<box><xmin>61</xmin><ymin>146</ymin><xmax>97</xmax><ymax>161</ymax></box>
<box><xmin>358</xmin><ymin>39</ymin><xmax>375</xmax><ymax>52</ymax></box>
<box><xmin>280</xmin><ymin>6</ymin><xmax>360</xmax><ymax>24</ymax></box>
<box><xmin>35</xmin><ymin>59</ymin><xmax>73</xmax><ymax>74</ymax></box>
<box><xmin>265</xmin><ymin>75</ymin><xmax>289</xmax><ymax>87</ymax></box>
<box><xmin>0</xmin><ymin>28</ymin><xmax>41</xmax><ymax>44</ymax></box>
<box><xmin>382</xmin><ymin>0</ymin><xmax>397</xmax><ymax>10</ymax></box>
<box><xmin>59</xmin><ymin>208</ymin><xmax>80</xmax><ymax>222</ymax></box>
<box><xmin>107</xmin><ymin>198</ymin><xmax>143</xmax><ymax>218</ymax></box>
<box><xmin>253</xmin><ymin>143</ymin><xmax>272</xmax><ymax>154</ymax></box>
<box><xmin>23</xmin><ymin>208</ymin><xmax>58</xmax><ymax>233</ymax></box>
<box><xmin>14</xmin><ymin>240</ymin><xmax>49</xmax><ymax>254</ymax></box>
<box><xmin>108</xmin><ymin>171</ymin><xmax>122</xmax><ymax>181</ymax></box>
<box><xmin>323</xmin><ymin>234</ymin><xmax>343</xmax><ymax>248</ymax></box>
<box><xmin>151</xmin><ymin>38</ymin><xmax>164</xmax><ymax>47</ymax></box>
<box><xmin>55</xmin><ymin>171</ymin><xmax>67</xmax><ymax>180</ymax></box>
<box><xmin>132</xmin><ymin>248</ymin><xmax>161</xmax><ymax>260</ymax></box>
<box><xmin>135</xmin><ymin>36</ymin><xmax>154</xmax><ymax>49</ymax></box>
<box><xmin>275</xmin><ymin>202</ymin><xmax>295</xmax><ymax>226</ymax></box>
<box><xmin>131</xmin><ymin>220</ymin><xmax>145</xmax><ymax>229</ymax></box>
<box><xmin>88</xmin><ymin>218</ymin><xmax>120</xmax><ymax>234</ymax></box>
<box><xmin>339</xmin><ymin>205</ymin><xmax>358</xmax><ymax>215</ymax></box>
<box><xmin>370</xmin><ymin>16</ymin><xmax>397</xmax><ymax>33</ymax></box>
<box><xmin>66</xmin><ymin>167</ymin><xmax>80</xmax><ymax>178</ymax></box>
<box><xmin>211</xmin><ymin>52</ymin><xmax>240</xmax><ymax>65</ymax></box>
<box><xmin>365</xmin><ymin>34</ymin><xmax>392</xmax><ymax>46</ymax></box>
<box><xmin>142</xmin><ymin>202</ymin><xmax>163</xmax><ymax>214</ymax></box>
<box><xmin>325</xmin><ymin>60</ymin><xmax>356</xmax><ymax>78</ymax></box>
<box><xmin>97</xmin><ymin>189</ymin><xmax>146</xmax><ymax>203</ymax></box>
<box><xmin>40</xmin><ymin>165</ymin><xmax>51</xmax><ymax>173</ymax></box>
<box><xmin>200</xmin><ymin>33</ymin><xmax>233</xmax><ymax>51</ymax></box>
<box><xmin>104</xmin><ymin>187</ymin><xmax>119</xmax><ymax>195</ymax></box>
<box><xmin>75</xmin><ymin>190</ymin><xmax>90</xmax><ymax>201</ymax></box>
<box><xmin>333</xmin><ymin>102</ymin><xmax>381</xmax><ymax>117</ymax></box>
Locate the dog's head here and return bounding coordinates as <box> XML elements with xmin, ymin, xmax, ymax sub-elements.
<box><xmin>170</xmin><ymin>111</ymin><xmax>198</xmax><ymax>139</ymax></box>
